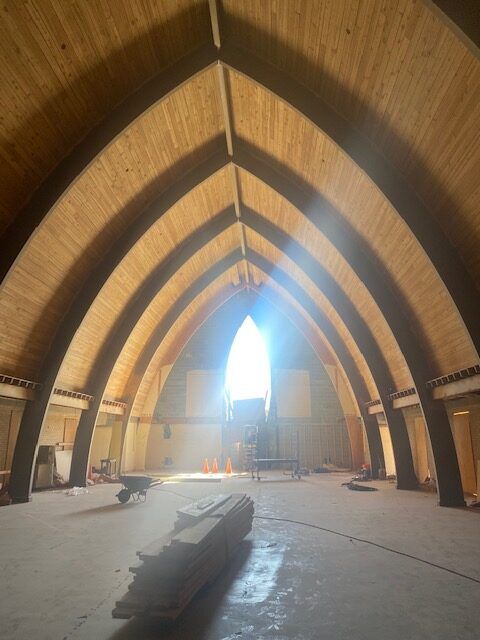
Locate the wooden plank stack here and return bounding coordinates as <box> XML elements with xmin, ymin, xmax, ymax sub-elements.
<box><xmin>112</xmin><ymin>493</ymin><xmax>254</xmax><ymax>620</ymax></box>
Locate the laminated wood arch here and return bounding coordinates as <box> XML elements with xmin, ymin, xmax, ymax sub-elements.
<box><xmin>122</xmin><ymin>267</ymin><xmax>385</xmax><ymax>480</ymax></box>
<box><xmin>10</xmin><ymin>213</ymin><xmax>237</xmax><ymax>501</ymax></box>
<box><xmin>69</xmin><ymin>250</ymin><xmax>244</xmax><ymax>486</ymax></box>
<box><xmin>8</xmin><ymin>184</ymin><xmax>235</xmax><ymax>501</ymax></box>
<box><xmin>235</xmin><ymin>157</ymin><xmax>466</xmax><ymax>504</ymax></box>
<box><xmin>1</xmin><ymin>38</ymin><xmax>477</xmax><ymax>362</ymax></box>
<box><xmin>242</xmin><ymin>213</ymin><xmax>464</xmax><ymax>505</ymax></box>
<box><xmin>136</xmin><ymin>285</ymin><xmax>379</xmax><ymax>476</ymax></box>
<box><xmin>9</xmin><ymin>147</ymin><xmax>463</xmax><ymax>504</ymax></box>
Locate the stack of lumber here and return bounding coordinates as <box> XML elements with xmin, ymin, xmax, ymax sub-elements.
<box><xmin>112</xmin><ymin>493</ymin><xmax>253</xmax><ymax>620</ymax></box>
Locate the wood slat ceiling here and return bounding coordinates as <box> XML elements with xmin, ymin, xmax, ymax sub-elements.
<box><xmin>0</xmin><ymin>0</ymin><xmax>478</xmax><ymax>407</ymax></box>
<box><xmin>238</xmin><ymin>169</ymin><xmax>413</xmax><ymax>389</ymax></box>
<box><xmin>58</xmin><ymin>168</ymin><xmax>234</xmax><ymax>390</ymax></box>
<box><xmin>228</xmin><ymin>68</ymin><xmax>478</xmax><ymax>375</ymax></box>
<box><xmin>245</xmin><ymin>231</ymin><xmax>378</xmax><ymax>399</ymax></box>
<box><xmin>105</xmin><ymin>226</ymin><xmax>241</xmax><ymax>400</ymax></box>
<box><xmin>0</xmin><ymin>69</ymin><xmax>225</xmax><ymax>379</ymax></box>
<box><xmin>0</xmin><ymin>0</ymin><xmax>210</xmax><ymax>229</ymax></box>
<box><xmin>222</xmin><ymin>0</ymin><xmax>480</xmax><ymax>287</ymax></box>
<box><xmin>132</xmin><ymin>270</ymin><xmax>242</xmax><ymax>415</ymax></box>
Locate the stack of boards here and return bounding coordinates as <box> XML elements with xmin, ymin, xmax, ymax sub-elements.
<box><xmin>112</xmin><ymin>493</ymin><xmax>254</xmax><ymax>621</ymax></box>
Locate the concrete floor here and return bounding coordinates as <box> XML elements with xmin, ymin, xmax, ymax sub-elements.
<box><xmin>1</xmin><ymin>473</ymin><xmax>479</xmax><ymax>640</ymax></box>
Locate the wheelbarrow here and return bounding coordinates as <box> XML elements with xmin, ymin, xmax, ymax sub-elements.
<box><xmin>116</xmin><ymin>475</ymin><xmax>161</xmax><ymax>503</ymax></box>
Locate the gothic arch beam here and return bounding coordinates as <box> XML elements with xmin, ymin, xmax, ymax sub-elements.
<box><xmin>0</xmin><ymin>43</ymin><xmax>218</xmax><ymax>284</ymax></box>
<box><xmin>9</xmin><ymin>207</ymin><xmax>237</xmax><ymax>502</ymax></box>
<box><xmin>219</xmin><ymin>43</ymin><xmax>480</xmax><ymax>357</ymax></box>
<box><xmin>235</xmin><ymin>152</ymin><xmax>464</xmax><ymax>506</ymax></box>
<box><xmin>2</xmin><ymin>41</ymin><xmax>477</xmax><ymax>367</ymax></box>
<box><xmin>69</xmin><ymin>249</ymin><xmax>244</xmax><ymax>487</ymax></box>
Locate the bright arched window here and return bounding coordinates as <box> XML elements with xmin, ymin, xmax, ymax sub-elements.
<box><xmin>225</xmin><ymin>316</ymin><xmax>271</xmax><ymax>412</ymax></box>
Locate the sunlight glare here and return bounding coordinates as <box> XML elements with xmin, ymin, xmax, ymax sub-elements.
<box><xmin>225</xmin><ymin>316</ymin><xmax>271</xmax><ymax>406</ymax></box>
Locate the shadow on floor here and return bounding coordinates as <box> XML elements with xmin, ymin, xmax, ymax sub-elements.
<box><xmin>69</xmin><ymin>502</ymin><xmax>140</xmax><ymax>517</ymax></box>
<box><xmin>108</xmin><ymin>540</ymin><xmax>256</xmax><ymax>640</ymax></box>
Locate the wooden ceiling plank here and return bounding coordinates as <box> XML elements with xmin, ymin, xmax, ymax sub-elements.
<box><xmin>0</xmin><ymin>41</ymin><xmax>218</xmax><ymax>285</ymax></box>
<box><xmin>219</xmin><ymin>43</ymin><xmax>480</xmax><ymax>359</ymax></box>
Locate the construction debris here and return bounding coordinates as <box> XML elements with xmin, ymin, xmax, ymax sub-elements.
<box><xmin>112</xmin><ymin>493</ymin><xmax>254</xmax><ymax>621</ymax></box>
<box><xmin>342</xmin><ymin>481</ymin><xmax>378</xmax><ymax>492</ymax></box>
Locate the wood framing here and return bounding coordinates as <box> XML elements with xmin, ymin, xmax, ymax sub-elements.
<box><xmin>69</xmin><ymin>251</ymin><xmax>243</xmax><ymax>486</ymax></box>
<box><xmin>9</xmin><ymin>208</ymin><xmax>236</xmax><ymax>502</ymax></box>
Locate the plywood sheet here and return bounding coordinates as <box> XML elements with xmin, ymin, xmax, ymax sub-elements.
<box><xmin>186</xmin><ymin>370</ymin><xmax>223</xmax><ymax>418</ymax></box>
<box><xmin>276</xmin><ymin>370</ymin><xmax>311</xmax><ymax>418</ymax></box>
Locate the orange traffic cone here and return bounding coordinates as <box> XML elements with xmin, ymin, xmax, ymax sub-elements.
<box><xmin>202</xmin><ymin>458</ymin><xmax>210</xmax><ymax>474</ymax></box>
<box><xmin>211</xmin><ymin>458</ymin><xmax>219</xmax><ymax>474</ymax></box>
<box><xmin>225</xmin><ymin>457</ymin><xmax>232</xmax><ymax>475</ymax></box>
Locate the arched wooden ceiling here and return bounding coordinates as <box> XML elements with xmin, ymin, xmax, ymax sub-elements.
<box><xmin>2</xmin><ymin>0</ymin><xmax>478</xmax><ymax>506</ymax></box>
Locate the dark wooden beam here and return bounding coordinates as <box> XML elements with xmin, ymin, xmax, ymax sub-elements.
<box><xmin>248</xmin><ymin>281</ymin><xmax>384</xmax><ymax>477</ymax></box>
<box><xmin>428</xmin><ymin>0</ymin><xmax>480</xmax><ymax>52</ymax></box>
<box><xmin>219</xmin><ymin>43</ymin><xmax>480</xmax><ymax>360</ymax></box>
<box><xmin>0</xmin><ymin>43</ymin><xmax>218</xmax><ymax>284</ymax></box>
<box><xmin>235</xmin><ymin>149</ymin><xmax>465</xmax><ymax>506</ymax></box>
<box><xmin>243</xmin><ymin>221</ymin><xmax>415</xmax><ymax>489</ymax></box>
<box><xmin>9</xmin><ymin>203</ymin><xmax>235</xmax><ymax>502</ymax></box>
<box><xmin>69</xmin><ymin>249</ymin><xmax>243</xmax><ymax>486</ymax></box>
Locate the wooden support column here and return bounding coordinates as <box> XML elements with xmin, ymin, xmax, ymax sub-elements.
<box><xmin>252</xmin><ymin>283</ymin><xmax>384</xmax><ymax>478</ymax></box>
<box><xmin>69</xmin><ymin>250</ymin><xmax>243</xmax><ymax>486</ymax></box>
<box><xmin>9</xmin><ymin>202</ymin><xmax>234</xmax><ymax>502</ymax></box>
<box><xmin>243</xmin><ymin>222</ymin><xmax>416</xmax><ymax>489</ymax></box>
<box><xmin>234</xmin><ymin>152</ymin><xmax>464</xmax><ymax>505</ymax></box>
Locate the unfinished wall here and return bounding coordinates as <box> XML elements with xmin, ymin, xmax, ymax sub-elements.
<box><xmin>39</xmin><ymin>404</ymin><xmax>81</xmax><ymax>447</ymax></box>
<box><xmin>144</xmin><ymin>292</ymin><xmax>352</xmax><ymax>471</ymax></box>
<box><xmin>445</xmin><ymin>397</ymin><xmax>480</xmax><ymax>496</ymax></box>
<box><xmin>0</xmin><ymin>397</ymin><xmax>25</xmax><ymax>486</ymax></box>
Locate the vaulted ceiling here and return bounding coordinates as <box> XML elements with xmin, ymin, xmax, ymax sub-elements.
<box><xmin>1</xmin><ymin>0</ymin><xmax>479</xmax><ymax>505</ymax></box>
